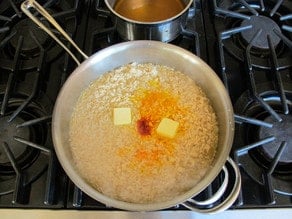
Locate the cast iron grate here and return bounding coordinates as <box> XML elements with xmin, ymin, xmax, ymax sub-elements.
<box><xmin>211</xmin><ymin>0</ymin><xmax>292</xmax><ymax>207</ymax></box>
<box><xmin>0</xmin><ymin>0</ymin><xmax>86</xmax><ymax>208</ymax></box>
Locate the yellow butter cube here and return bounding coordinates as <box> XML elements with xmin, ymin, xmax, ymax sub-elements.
<box><xmin>113</xmin><ymin>108</ymin><xmax>131</xmax><ymax>125</ymax></box>
<box><xmin>156</xmin><ymin>118</ymin><xmax>179</xmax><ymax>139</ymax></box>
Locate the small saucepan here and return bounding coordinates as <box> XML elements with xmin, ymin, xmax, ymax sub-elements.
<box><xmin>104</xmin><ymin>0</ymin><xmax>194</xmax><ymax>42</ymax></box>
<box><xmin>21</xmin><ymin>0</ymin><xmax>241</xmax><ymax>213</ymax></box>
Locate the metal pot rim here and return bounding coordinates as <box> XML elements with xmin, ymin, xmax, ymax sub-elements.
<box><xmin>52</xmin><ymin>41</ymin><xmax>235</xmax><ymax>211</ymax></box>
<box><xmin>104</xmin><ymin>0</ymin><xmax>193</xmax><ymax>25</ymax></box>
<box><xmin>20</xmin><ymin>1</ymin><xmax>237</xmax><ymax>212</ymax></box>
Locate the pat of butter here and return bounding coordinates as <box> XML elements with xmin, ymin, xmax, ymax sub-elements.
<box><xmin>113</xmin><ymin>108</ymin><xmax>132</xmax><ymax>125</ymax></box>
<box><xmin>156</xmin><ymin>118</ymin><xmax>179</xmax><ymax>139</ymax></box>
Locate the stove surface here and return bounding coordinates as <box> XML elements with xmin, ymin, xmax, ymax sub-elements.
<box><xmin>202</xmin><ymin>0</ymin><xmax>292</xmax><ymax>208</ymax></box>
<box><xmin>0</xmin><ymin>0</ymin><xmax>292</xmax><ymax>211</ymax></box>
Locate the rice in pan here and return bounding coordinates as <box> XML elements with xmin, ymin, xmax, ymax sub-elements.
<box><xmin>69</xmin><ymin>63</ymin><xmax>218</xmax><ymax>204</ymax></box>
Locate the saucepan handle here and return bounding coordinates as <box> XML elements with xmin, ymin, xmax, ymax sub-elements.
<box><xmin>181</xmin><ymin>157</ymin><xmax>241</xmax><ymax>213</ymax></box>
<box><xmin>21</xmin><ymin>0</ymin><xmax>88</xmax><ymax>65</ymax></box>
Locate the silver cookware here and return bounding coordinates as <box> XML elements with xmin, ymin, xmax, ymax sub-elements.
<box><xmin>104</xmin><ymin>0</ymin><xmax>194</xmax><ymax>42</ymax></box>
<box><xmin>21</xmin><ymin>0</ymin><xmax>241</xmax><ymax>213</ymax></box>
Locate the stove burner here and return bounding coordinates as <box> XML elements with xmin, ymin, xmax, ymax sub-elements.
<box><xmin>0</xmin><ymin>99</ymin><xmax>48</xmax><ymax>175</ymax></box>
<box><xmin>0</xmin><ymin>1</ymin><xmax>79</xmax><ymax>71</ymax></box>
<box><xmin>9</xmin><ymin>19</ymin><xmax>51</xmax><ymax>59</ymax></box>
<box><xmin>238</xmin><ymin>94</ymin><xmax>292</xmax><ymax>174</ymax></box>
<box><xmin>214</xmin><ymin>0</ymin><xmax>292</xmax><ymax>69</ymax></box>
<box><xmin>241</xmin><ymin>15</ymin><xmax>281</xmax><ymax>50</ymax></box>
<box><xmin>0</xmin><ymin>93</ymin><xmax>53</xmax><ymax>201</ymax></box>
<box><xmin>234</xmin><ymin>87</ymin><xmax>292</xmax><ymax>195</ymax></box>
<box><xmin>259</xmin><ymin>114</ymin><xmax>292</xmax><ymax>164</ymax></box>
<box><xmin>0</xmin><ymin>116</ymin><xmax>29</xmax><ymax>164</ymax></box>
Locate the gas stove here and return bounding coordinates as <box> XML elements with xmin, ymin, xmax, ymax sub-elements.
<box><xmin>0</xmin><ymin>0</ymin><xmax>291</xmax><ymax>212</ymax></box>
<box><xmin>202</xmin><ymin>0</ymin><xmax>292</xmax><ymax>207</ymax></box>
<box><xmin>0</xmin><ymin>0</ymin><xmax>89</xmax><ymax>208</ymax></box>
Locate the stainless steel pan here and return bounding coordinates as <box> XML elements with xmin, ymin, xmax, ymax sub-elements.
<box><xmin>21</xmin><ymin>0</ymin><xmax>241</xmax><ymax>213</ymax></box>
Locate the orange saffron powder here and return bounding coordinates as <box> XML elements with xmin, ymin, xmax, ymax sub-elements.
<box><xmin>125</xmin><ymin>84</ymin><xmax>187</xmax><ymax>172</ymax></box>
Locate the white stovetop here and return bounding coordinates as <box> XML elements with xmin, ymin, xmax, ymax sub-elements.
<box><xmin>1</xmin><ymin>209</ymin><xmax>292</xmax><ymax>219</ymax></box>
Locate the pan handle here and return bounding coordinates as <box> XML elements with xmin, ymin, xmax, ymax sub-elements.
<box><xmin>181</xmin><ymin>157</ymin><xmax>241</xmax><ymax>213</ymax></box>
<box><xmin>21</xmin><ymin>0</ymin><xmax>88</xmax><ymax>66</ymax></box>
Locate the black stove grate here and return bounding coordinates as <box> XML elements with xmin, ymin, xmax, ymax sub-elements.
<box><xmin>1</xmin><ymin>0</ymin><xmax>292</xmax><ymax>210</ymax></box>
<box><xmin>0</xmin><ymin>0</ymin><xmax>89</xmax><ymax>208</ymax></box>
<box><xmin>204</xmin><ymin>0</ymin><xmax>292</xmax><ymax>208</ymax></box>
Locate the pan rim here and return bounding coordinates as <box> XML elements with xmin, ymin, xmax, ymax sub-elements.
<box><xmin>51</xmin><ymin>40</ymin><xmax>234</xmax><ymax>211</ymax></box>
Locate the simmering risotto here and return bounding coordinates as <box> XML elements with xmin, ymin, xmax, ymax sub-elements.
<box><xmin>69</xmin><ymin>63</ymin><xmax>218</xmax><ymax>204</ymax></box>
